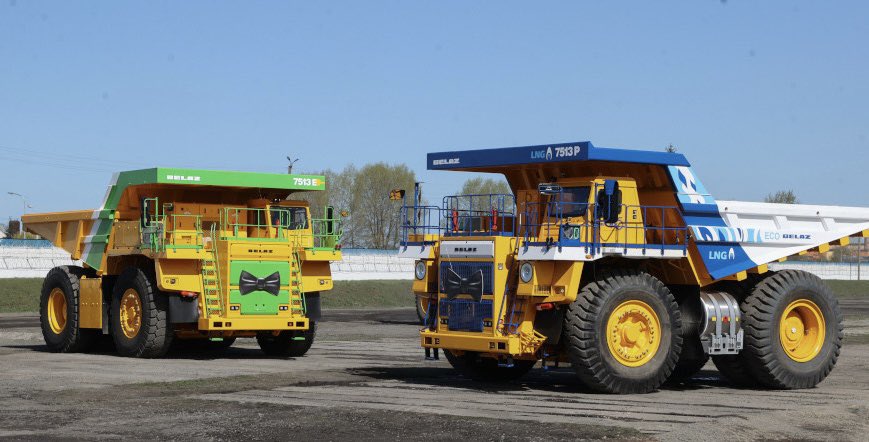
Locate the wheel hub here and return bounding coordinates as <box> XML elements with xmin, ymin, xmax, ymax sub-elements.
<box><xmin>47</xmin><ymin>287</ymin><xmax>67</xmax><ymax>334</ymax></box>
<box><xmin>606</xmin><ymin>300</ymin><xmax>661</xmax><ymax>367</ymax></box>
<box><xmin>779</xmin><ymin>299</ymin><xmax>825</xmax><ymax>362</ymax></box>
<box><xmin>120</xmin><ymin>289</ymin><xmax>142</xmax><ymax>339</ymax></box>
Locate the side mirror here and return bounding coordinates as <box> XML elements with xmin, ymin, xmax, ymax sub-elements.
<box><xmin>538</xmin><ymin>183</ymin><xmax>563</xmax><ymax>195</ymax></box>
<box><xmin>595</xmin><ymin>180</ymin><xmax>622</xmax><ymax>223</ymax></box>
<box><xmin>325</xmin><ymin>206</ymin><xmax>335</xmax><ymax>235</ymax></box>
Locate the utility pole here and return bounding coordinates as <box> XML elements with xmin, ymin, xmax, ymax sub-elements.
<box><xmin>6</xmin><ymin>192</ymin><xmax>31</xmax><ymax>237</ymax></box>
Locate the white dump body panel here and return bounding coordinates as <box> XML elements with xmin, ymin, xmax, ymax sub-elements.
<box><xmin>700</xmin><ymin>200</ymin><xmax>869</xmax><ymax>266</ymax></box>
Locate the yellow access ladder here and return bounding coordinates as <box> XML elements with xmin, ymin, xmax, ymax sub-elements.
<box><xmin>201</xmin><ymin>226</ymin><xmax>224</xmax><ymax>317</ymax></box>
<box><xmin>289</xmin><ymin>250</ymin><xmax>306</xmax><ymax>316</ymax></box>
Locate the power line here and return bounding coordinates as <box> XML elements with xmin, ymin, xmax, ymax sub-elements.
<box><xmin>0</xmin><ymin>144</ymin><xmax>149</xmax><ymax>169</ymax></box>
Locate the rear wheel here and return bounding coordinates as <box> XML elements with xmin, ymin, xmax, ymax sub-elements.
<box><xmin>257</xmin><ymin>323</ymin><xmax>317</xmax><ymax>357</ymax></box>
<box><xmin>668</xmin><ymin>337</ymin><xmax>710</xmax><ymax>383</ymax></box>
<box><xmin>739</xmin><ymin>270</ymin><xmax>843</xmax><ymax>389</ymax></box>
<box><xmin>443</xmin><ymin>350</ymin><xmax>536</xmax><ymax>382</ymax></box>
<box><xmin>110</xmin><ymin>267</ymin><xmax>174</xmax><ymax>358</ymax></box>
<box><xmin>712</xmin><ymin>354</ymin><xmax>757</xmax><ymax>387</ymax></box>
<box><xmin>563</xmin><ymin>269</ymin><xmax>682</xmax><ymax>394</ymax></box>
<box><xmin>39</xmin><ymin>266</ymin><xmax>99</xmax><ymax>353</ymax></box>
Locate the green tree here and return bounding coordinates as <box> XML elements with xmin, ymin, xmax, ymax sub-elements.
<box><xmin>456</xmin><ymin>177</ymin><xmax>512</xmax><ymax>212</ymax></box>
<box><xmin>764</xmin><ymin>190</ymin><xmax>798</xmax><ymax>204</ymax></box>
<box><xmin>352</xmin><ymin>162</ymin><xmax>416</xmax><ymax>249</ymax></box>
<box><xmin>294</xmin><ymin>166</ymin><xmax>360</xmax><ymax>246</ymax></box>
<box><xmin>459</xmin><ymin>177</ymin><xmax>511</xmax><ymax>196</ymax></box>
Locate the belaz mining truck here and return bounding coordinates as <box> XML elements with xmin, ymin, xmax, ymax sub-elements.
<box><xmin>398</xmin><ymin>141</ymin><xmax>852</xmax><ymax>393</ymax></box>
<box><xmin>23</xmin><ymin>168</ymin><xmax>342</xmax><ymax>358</ymax></box>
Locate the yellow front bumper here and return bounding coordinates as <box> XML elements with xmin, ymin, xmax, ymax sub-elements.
<box><xmin>420</xmin><ymin>329</ymin><xmax>525</xmax><ymax>355</ymax></box>
<box><xmin>198</xmin><ymin>315</ymin><xmax>309</xmax><ymax>331</ymax></box>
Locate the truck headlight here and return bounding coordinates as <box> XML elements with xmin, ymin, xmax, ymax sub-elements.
<box><xmin>520</xmin><ymin>262</ymin><xmax>534</xmax><ymax>283</ymax></box>
<box><xmin>415</xmin><ymin>261</ymin><xmax>427</xmax><ymax>280</ymax></box>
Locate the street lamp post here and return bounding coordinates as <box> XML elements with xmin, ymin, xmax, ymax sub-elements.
<box><xmin>6</xmin><ymin>192</ymin><xmax>31</xmax><ymax>237</ymax></box>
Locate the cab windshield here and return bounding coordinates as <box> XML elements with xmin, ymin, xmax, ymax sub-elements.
<box><xmin>553</xmin><ymin>186</ymin><xmax>591</xmax><ymax>218</ymax></box>
<box><xmin>271</xmin><ymin>206</ymin><xmax>309</xmax><ymax>230</ymax></box>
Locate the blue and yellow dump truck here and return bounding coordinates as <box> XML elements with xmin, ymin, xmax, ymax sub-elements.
<box><xmin>399</xmin><ymin>141</ymin><xmax>858</xmax><ymax>393</ymax></box>
<box><xmin>23</xmin><ymin>168</ymin><xmax>342</xmax><ymax>358</ymax></box>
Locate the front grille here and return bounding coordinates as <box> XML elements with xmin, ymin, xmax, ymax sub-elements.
<box><xmin>439</xmin><ymin>299</ymin><xmax>493</xmax><ymax>332</ymax></box>
<box><xmin>439</xmin><ymin>261</ymin><xmax>494</xmax><ymax>295</ymax></box>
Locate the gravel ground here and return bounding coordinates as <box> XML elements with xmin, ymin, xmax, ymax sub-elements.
<box><xmin>1</xmin><ymin>307</ymin><xmax>868</xmax><ymax>441</ymax></box>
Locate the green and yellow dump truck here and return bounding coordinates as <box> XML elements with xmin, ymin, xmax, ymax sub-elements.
<box><xmin>23</xmin><ymin>168</ymin><xmax>342</xmax><ymax>358</ymax></box>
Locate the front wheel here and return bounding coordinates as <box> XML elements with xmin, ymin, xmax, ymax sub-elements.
<box><xmin>257</xmin><ymin>323</ymin><xmax>317</xmax><ymax>357</ymax></box>
<box><xmin>443</xmin><ymin>350</ymin><xmax>536</xmax><ymax>382</ymax></box>
<box><xmin>415</xmin><ymin>294</ymin><xmax>434</xmax><ymax>325</ymax></box>
<box><xmin>562</xmin><ymin>269</ymin><xmax>682</xmax><ymax>394</ymax></box>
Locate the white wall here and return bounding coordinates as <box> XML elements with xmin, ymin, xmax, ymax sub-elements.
<box><xmin>330</xmin><ymin>250</ymin><xmax>414</xmax><ymax>280</ymax></box>
<box><xmin>0</xmin><ymin>246</ymin><xmax>415</xmax><ymax>280</ymax></box>
<box><xmin>0</xmin><ymin>246</ymin><xmax>80</xmax><ymax>278</ymax></box>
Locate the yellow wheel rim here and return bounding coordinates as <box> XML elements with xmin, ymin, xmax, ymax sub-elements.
<box><xmin>779</xmin><ymin>299</ymin><xmax>825</xmax><ymax>362</ymax></box>
<box><xmin>47</xmin><ymin>287</ymin><xmax>68</xmax><ymax>334</ymax></box>
<box><xmin>119</xmin><ymin>289</ymin><xmax>143</xmax><ymax>339</ymax></box>
<box><xmin>606</xmin><ymin>300</ymin><xmax>661</xmax><ymax>367</ymax></box>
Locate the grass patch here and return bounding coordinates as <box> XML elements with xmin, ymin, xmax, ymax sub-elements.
<box><xmin>321</xmin><ymin>280</ymin><xmax>413</xmax><ymax>309</ymax></box>
<box><xmin>825</xmin><ymin>280</ymin><xmax>869</xmax><ymax>299</ymax></box>
<box><xmin>0</xmin><ymin>278</ymin><xmax>42</xmax><ymax>313</ymax></box>
<box><xmin>0</xmin><ymin>278</ymin><xmax>412</xmax><ymax>313</ymax></box>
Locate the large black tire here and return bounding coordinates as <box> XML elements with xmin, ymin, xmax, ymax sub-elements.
<box><xmin>415</xmin><ymin>294</ymin><xmax>434</xmax><ymax>325</ymax></box>
<box><xmin>257</xmin><ymin>322</ymin><xmax>317</xmax><ymax>357</ymax></box>
<box><xmin>39</xmin><ymin>266</ymin><xmax>100</xmax><ymax>353</ymax></box>
<box><xmin>708</xmin><ymin>279</ymin><xmax>763</xmax><ymax>387</ymax></box>
<box><xmin>443</xmin><ymin>350</ymin><xmax>536</xmax><ymax>382</ymax></box>
<box><xmin>712</xmin><ymin>354</ymin><xmax>757</xmax><ymax>387</ymax></box>
<box><xmin>110</xmin><ymin>267</ymin><xmax>174</xmax><ymax>358</ymax></box>
<box><xmin>667</xmin><ymin>337</ymin><xmax>710</xmax><ymax>383</ymax></box>
<box><xmin>563</xmin><ymin>269</ymin><xmax>682</xmax><ymax>394</ymax></box>
<box><xmin>739</xmin><ymin>270</ymin><xmax>843</xmax><ymax>389</ymax></box>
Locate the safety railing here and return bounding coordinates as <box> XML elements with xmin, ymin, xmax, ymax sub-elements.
<box><xmin>521</xmin><ymin>201</ymin><xmax>688</xmax><ymax>256</ymax></box>
<box><xmin>310</xmin><ymin>216</ymin><xmax>343</xmax><ymax>250</ymax></box>
<box><xmin>398</xmin><ymin>194</ymin><xmax>517</xmax><ymax>245</ymax></box>
<box><xmin>442</xmin><ymin>194</ymin><xmax>516</xmax><ymax>237</ymax></box>
<box><xmin>140</xmin><ymin>198</ymin><xmax>204</xmax><ymax>253</ymax></box>
<box><xmin>220</xmin><ymin>206</ymin><xmax>342</xmax><ymax>250</ymax></box>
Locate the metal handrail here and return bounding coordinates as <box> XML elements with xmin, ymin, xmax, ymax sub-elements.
<box><xmin>521</xmin><ymin>200</ymin><xmax>688</xmax><ymax>254</ymax></box>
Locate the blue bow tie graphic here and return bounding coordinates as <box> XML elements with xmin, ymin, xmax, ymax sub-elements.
<box><xmin>443</xmin><ymin>268</ymin><xmax>484</xmax><ymax>302</ymax></box>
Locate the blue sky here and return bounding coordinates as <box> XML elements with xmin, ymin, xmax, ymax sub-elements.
<box><xmin>1</xmin><ymin>1</ymin><xmax>867</xmax><ymax>222</ymax></box>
